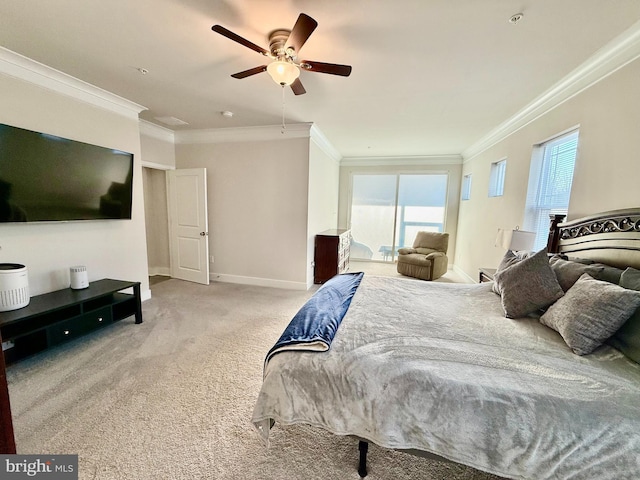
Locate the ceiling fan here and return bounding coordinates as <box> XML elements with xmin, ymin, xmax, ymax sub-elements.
<box><xmin>211</xmin><ymin>13</ymin><xmax>352</xmax><ymax>95</ymax></box>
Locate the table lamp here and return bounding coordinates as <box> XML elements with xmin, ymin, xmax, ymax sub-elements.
<box><xmin>495</xmin><ymin>227</ymin><xmax>536</xmax><ymax>252</ymax></box>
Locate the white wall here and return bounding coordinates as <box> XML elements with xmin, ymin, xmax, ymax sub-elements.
<box><xmin>307</xmin><ymin>139</ymin><xmax>341</xmax><ymax>287</ymax></box>
<box><xmin>175</xmin><ymin>136</ymin><xmax>311</xmax><ymax>289</ymax></box>
<box><xmin>140</xmin><ymin>126</ymin><xmax>176</xmax><ymax>169</ymax></box>
<box><xmin>455</xmin><ymin>56</ymin><xmax>640</xmax><ymax>281</ymax></box>
<box><xmin>0</xmin><ymin>73</ymin><xmax>150</xmax><ymax>298</ymax></box>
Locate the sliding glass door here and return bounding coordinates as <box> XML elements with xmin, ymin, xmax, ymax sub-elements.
<box><xmin>350</xmin><ymin>174</ymin><xmax>448</xmax><ymax>262</ymax></box>
<box><xmin>350</xmin><ymin>175</ymin><xmax>397</xmax><ymax>261</ymax></box>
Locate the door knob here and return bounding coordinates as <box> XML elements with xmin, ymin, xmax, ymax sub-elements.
<box><xmin>200</xmin><ymin>232</ymin><xmax>208</xmax><ymax>236</ymax></box>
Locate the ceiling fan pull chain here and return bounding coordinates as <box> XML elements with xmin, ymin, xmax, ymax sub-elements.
<box><xmin>281</xmin><ymin>85</ymin><xmax>287</xmax><ymax>134</ymax></box>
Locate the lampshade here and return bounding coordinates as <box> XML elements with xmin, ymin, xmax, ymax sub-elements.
<box><xmin>266</xmin><ymin>60</ymin><xmax>300</xmax><ymax>86</ymax></box>
<box><xmin>495</xmin><ymin>228</ymin><xmax>536</xmax><ymax>251</ymax></box>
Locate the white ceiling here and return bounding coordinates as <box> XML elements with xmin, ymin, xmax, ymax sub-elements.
<box><xmin>1</xmin><ymin>0</ymin><xmax>640</xmax><ymax>158</ymax></box>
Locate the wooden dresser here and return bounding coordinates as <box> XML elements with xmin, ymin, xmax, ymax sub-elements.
<box><xmin>314</xmin><ymin>229</ymin><xmax>351</xmax><ymax>284</ymax></box>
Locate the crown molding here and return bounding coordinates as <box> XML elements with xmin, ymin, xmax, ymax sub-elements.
<box><xmin>170</xmin><ymin>122</ymin><xmax>343</xmax><ymax>166</ymax></box>
<box><xmin>139</xmin><ymin>120</ymin><xmax>175</xmax><ymax>143</ymax></box>
<box><xmin>0</xmin><ymin>47</ymin><xmax>147</xmax><ymax>119</ymax></box>
<box><xmin>174</xmin><ymin>122</ymin><xmax>314</xmax><ymax>144</ymax></box>
<box><xmin>310</xmin><ymin>124</ymin><xmax>342</xmax><ymax>164</ymax></box>
<box><xmin>462</xmin><ymin>19</ymin><xmax>640</xmax><ymax>161</ymax></box>
<box><xmin>341</xmin><ymin>155</ymin><xmax>463</xmax><ymax>167</ymax></box>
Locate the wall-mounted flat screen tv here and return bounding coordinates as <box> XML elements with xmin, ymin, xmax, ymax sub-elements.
<box><xmin>0</xmin><ymin>123</ymin><xmax>134</xmax><ymax>223</ymax></box>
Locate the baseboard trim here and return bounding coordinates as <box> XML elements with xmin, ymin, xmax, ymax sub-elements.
<box><xmin>211</xmin><ymin>273</ymin><xmax>308</xmax><ymax>290</ymax></box>
<box><xmin>452</xmin><ymin>265</ymin><xmax>477</xmax><ymax>284</ymax></box>
<box><xmin>148</xmin><ymin>267</ymin><xmax>171</xmax><ymax>277</ymax></box>
<box><xmin>141</xmin><ymin>288</ymin><xmax>152</xmax><ymax>302</ymax></box>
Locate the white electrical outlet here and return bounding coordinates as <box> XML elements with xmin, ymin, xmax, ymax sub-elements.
<box><xmin>210</xmin><ymin>255</ymin><xmax>215</xmax><ymax>263</ymax></box>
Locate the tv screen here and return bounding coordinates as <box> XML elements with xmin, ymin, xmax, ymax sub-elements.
<box><xmin>0</xmin><ymin>123</ymin><xmax>134</xmax><ymax>223</ymax></box>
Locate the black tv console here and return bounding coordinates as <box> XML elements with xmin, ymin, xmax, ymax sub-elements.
<box><xmin>0</xmin><ymin>279</ymin><xmax>142</xmax><ymax>364</ymax></box>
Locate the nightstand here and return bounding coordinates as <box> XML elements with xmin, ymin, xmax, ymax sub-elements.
<box><xmin>478</xmin><ymin>268</ymin><xmax>497</xmax><ymax>283</ymax></box>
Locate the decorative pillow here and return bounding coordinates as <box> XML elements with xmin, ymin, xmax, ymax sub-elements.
<box><xmin>567</xmin><ymin>257</ymin><xmax>594</xmax><ymax>264</ymax></box>
<box><xmin>607</xmin><ymin>267</ymin><xmax>640</xmax><ymax>363</ymax></box>
<box><xmin>497</xmin><ymin>249</ymin><xmax>533</xmax><ymax>271</ymax></box>
<box><xmin>567</xmin><ymin>257</ymin><xmax>624</xmax><ymax>284</ymax></box>
<box><xmin>540</xmin><ymin>273</ymin><xmax>640</xmax><ymax>355</ymax></box>
<box><xmin>492</xmin><ymin>250</ymin><xmax>534</xmax><ymax>294</ymax></box>
<box><xmin>592</xmin><ymin>263</ymin><xmax>625</xmax><ymax>285</ymax></box>
<box><xmin>549</xmin><ymin>256</ymin><xmax>604</xmax><ymax>291</ymax></box>
<box><xmin>493</xmin><ymin>249</ymin><xmax>564</xmax><ymax>319</ymax></box>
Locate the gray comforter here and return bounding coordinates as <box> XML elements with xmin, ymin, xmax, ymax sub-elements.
<box><xmin>252</xmin><ymin>276</ymin><xmax>640</xmax><ymax>479</ymax></box>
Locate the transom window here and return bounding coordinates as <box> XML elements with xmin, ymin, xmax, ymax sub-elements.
<box><xmin>461</xmin><ymin>174</ymin><xmax>472</xmax><ymax>201</ymax></box>
<box><xmin>488</xmin><ymin>159</ymin><xmax>506</xmax><ymax>197</ymax></box>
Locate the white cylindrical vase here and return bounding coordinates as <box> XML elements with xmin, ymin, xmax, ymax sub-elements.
<box><xmin>0</xmin><ymin>263</ymin><xmax>30</xmax><ymax>312</ymax></box>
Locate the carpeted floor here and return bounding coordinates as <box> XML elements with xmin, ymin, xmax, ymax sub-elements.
<box><xmin>6</xmin><ymin>274</ymin><xmax>501</xmax><ymax>480</ymax></box>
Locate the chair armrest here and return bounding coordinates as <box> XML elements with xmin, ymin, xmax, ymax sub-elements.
<box><xmin>398</xmin><ymin>247</ymin><xmax>417</xmax><ymax>255</ymax></box>
<box><xmin>424</xmin><ymin>251</ymin><xmax>446</xmax><ymax>260</ymax></box>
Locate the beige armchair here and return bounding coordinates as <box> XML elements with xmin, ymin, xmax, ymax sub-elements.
<box><xmin>397</xmin><ymin>231</ymin><xmax>449</xmax><ymax>280</ymax></box>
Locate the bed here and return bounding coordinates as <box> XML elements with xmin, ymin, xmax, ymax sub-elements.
<box><xmin>252</xmin><ymin>209</ymin><xmax>640</xmax><ymax>479</ymax></box>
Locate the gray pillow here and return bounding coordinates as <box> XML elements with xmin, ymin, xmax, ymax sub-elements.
<box><xmin>492</xmin><ymin>250</ymin><xmax>534</xmax><ymax>294</ymax></box>
<box><xmin>607</xmin><ymin>267</ymin><xmax>640</xmax><ymax>363</ymax></box>
<box><xmin>549</xmin><ymin>256</ymin><xmax>604</xmax><ymax>291</ymax></box>
<box><xmin>497</xmin><ymin>250</ymin><xmax>534</xmax><ymax>272</ymax></box>
<box><xmin>592</xmin><ymin>263</ymin><xmax>624</xmax><ymax>285</ymax></box>
<box><xmin>493</xmin><ymin>249</ymin><xmax>564</xmax><ymax>319</ymax></box>
<box><xmin>567</xmin><ymin>257</ymin><xmax>624</xmax><ymax>284</ymax></box>
<box><xmin>568</xmin><ymin>257</ymin><xmax>594</xmax><ymax>264</ymax></box>
<box><xmin>540</xmin><ymin>273</ymin><xmax>640</xmax><ymax>355</ymax></box>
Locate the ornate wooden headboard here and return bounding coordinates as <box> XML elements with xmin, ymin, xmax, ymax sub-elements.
<box><xmin>547</xmin><ymin>208</ymin><xmax>640</xmax><ymax>270</ymax></box>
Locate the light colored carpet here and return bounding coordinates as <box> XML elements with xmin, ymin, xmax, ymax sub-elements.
<box><xmin>6</xmin><ymin>276</ymin><xmax>501</xmax><ymax>479</ymax></box>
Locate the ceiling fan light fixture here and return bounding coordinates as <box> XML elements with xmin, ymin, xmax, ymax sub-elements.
<box><xmin>267</xmin><ymin>60</ymin><xmax>300</xmax><ymax>86</ymax></box>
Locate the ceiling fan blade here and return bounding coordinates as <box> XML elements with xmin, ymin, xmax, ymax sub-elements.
<box><xmin>231</xmin><ymin>65</ymin><xmax>267</xmax><ymax>79</ymax></box>
<box><xmin>290</xmin><ymin>78</ymin><xmax>306</xmax><ymax>95</ymax></box>
<box><xmin>300</xmin><ymin>60</ymin><xmax>352</xmax><ymax>77</ymax></box>
<box><xmin>212</xmin><ymin>25</ymin><xmax>269</xmax><ymax>56</ymax></box>
<box><xmin>284</xmin><ymin>13</ymin><xmax>318</xmax><ymax>53</ymax></box>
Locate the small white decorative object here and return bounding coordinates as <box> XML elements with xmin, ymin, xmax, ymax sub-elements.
<box><xmin>70</xmin><ymin>265</ymin><xmax>89</xmax><ymax>290</ymax></box>
<box><xmin>0</xmin><ymin>263</ymin><xmax>30</xmax><ymax>312</ymax></box>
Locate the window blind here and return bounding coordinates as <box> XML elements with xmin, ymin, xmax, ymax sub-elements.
<box><xmin>524</xmin><ymin>130</ymin><xmax>579</xmax><ymax>250</ymax></box>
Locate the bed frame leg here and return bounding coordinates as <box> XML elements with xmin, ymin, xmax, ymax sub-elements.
<box><xmin>358</xmin><ymin>440</ymin><xmax>368</xmax><ymax>477</ymax></box>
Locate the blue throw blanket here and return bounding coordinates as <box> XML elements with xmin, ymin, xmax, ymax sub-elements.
<box><xmin>265</xmin><ymin>272</ymin><xmax>364</xmax><ymax>366</ymax></box>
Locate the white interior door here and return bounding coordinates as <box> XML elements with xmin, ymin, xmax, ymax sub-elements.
<box><xmin>167</xmin><ymin>168</ymin><xmax>209</xmax><ymax>285</ymax></box>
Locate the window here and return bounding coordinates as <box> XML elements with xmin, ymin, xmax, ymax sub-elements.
<box><xmin>349</xmin><ymin>174</ymin><xmax>448</xmax><ymax>262</ymax></box>
<box><xmin>524</xmin><ymin>130</ymin><xmax>579</xmax><ymax>250</ymax></box>
<box><xmin>461</xmin><ymin>174</ymin><xmax>472</xmax><ymax>200</ymax></box>
<box><xmin>488</xmin><ymin>159</ymin><xmax>506</xmax><ymax>197</ymax></box>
